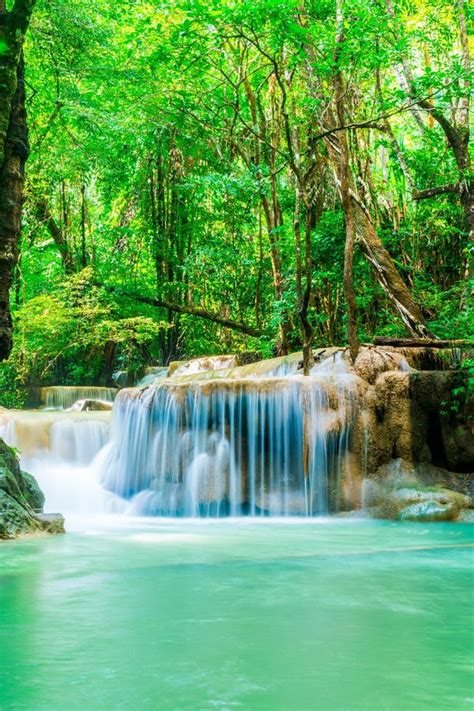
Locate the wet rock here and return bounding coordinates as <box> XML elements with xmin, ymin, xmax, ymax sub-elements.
<box><xmin>392</xmin><ymin>486</ymin><xmax>465</xmax><ymax>506</ymax></box>
<box><xmin>440</xmin><ymin>420</ymin><xmax>474</xmax><ymax>473</ymax></box>
<box><xmin>398</xmin><ymin>501</ymin><xmax>454</xmax><ymax>522</ymax></box>
<box><xmin>235</xmin><ymin>352</ymin><xmax>261</xmax><ymax>366</ymax></box>
<box><xmin>18</xmin><ymin>470</ymin><xmax>45</xmax><ymax>511</ymax></box>
<box><xmin>409</xmin><ymin>370</ymin><xmax>474</xmax><ymax>472</ymax></box>
<box><xmin>456</xmin><ymin>509</ymin><xmax>474</xmax><ymax>523</ymax></box>
<box><xmin>69</xmin><ymin>399</ymin><xmax>113</xmax><ymax>412</ymax></box>
<box><xmin>34</xmin><ymin>513</ymin><xmax>65</xmax><ymax>534</ymax></box>
<box><xmin>363</xmin><ymin>458</ymin><xmax>472</xmax><ymax>522</ymax></box>
<box><xmin>0</xmin><ymin>437</ymin><xmax>64</xmax><ymax>539</ymax></box>
<box><xmin>354</xmin><ymin>348</ymin><xmax>407</xmax><ymax>385</ymax></box>
<box><xmin>0</xmin><ymin>489</ymin><xmax>40</xmax><ymax>538</ymax></box>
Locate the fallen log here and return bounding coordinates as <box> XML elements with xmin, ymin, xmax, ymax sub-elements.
<box><xmin>374</xmin><ymin>337</ymin><xmax>471</xmax><ymax>348</ymax></box>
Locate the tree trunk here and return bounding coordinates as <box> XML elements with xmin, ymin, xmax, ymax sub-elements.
<box><xmin>80</xmin><ymin>182</ymin><xmax>87</xmax><ymax>268</ymax></box>
<box><xmin>0</xmin><ymin>1</ymin><xmax>36</xmax><ymax>360</ymax></box>
<box><xmin>333</xmin><ymin>8</ymin><xmax>360</xmax><ymax>362</ymax></box>
<box><xmin>0</xmin><ymin>53</ymin><xmax>28</xmax><ymax>360</ymax></box>
<box><xmin>354</xmin><ymin>203</ymin><xmax>432</xmax><ymax>337</ymax></box>
<box><xmin>35</xmin><ymin>197</ymin><xmax>75</xmax><ymax>273</ymax></box>
<box><xmin>338</xmin><ymin>135</ymin><xmax>360</xmax><ymax>362</ymax></box>
<box><xmin>300</xmin><ymin>207</ymin><xmax>315</xmax><ymax>374</ymax></box>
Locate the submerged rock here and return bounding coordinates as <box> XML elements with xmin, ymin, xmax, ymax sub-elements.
<box><xmin>399</xmin><ymin>501</ymin><xmax>456</xmax><ymax>522</ymax></box>
<box><xmin>0</xmin><ymin>438</ymin><xmax>64</xmax><ymax>539</ymax></box>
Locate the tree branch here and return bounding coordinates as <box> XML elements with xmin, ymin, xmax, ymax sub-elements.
<box><xmin>102</xmin><ymin>286</ymin><xmax>261</xmax><ymax>337</ymax></box>
<box><xmin>413</xmin><ymin>184</ymin><xmax>460</xmax><ymax>200</ymax></box>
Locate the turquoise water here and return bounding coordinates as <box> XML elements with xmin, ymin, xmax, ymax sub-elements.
<box><xmin>0</xmin><ymin>518</ymin><xmax>473</xmax><ymax>710</ymax></box>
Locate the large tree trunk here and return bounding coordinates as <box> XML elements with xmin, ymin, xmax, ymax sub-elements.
<box><xmin>0</xmin><ymin>0</ymin><xmax>36</xmax><ymax>361</ymax></box>
<box><xmin>334</xmin><ymin>3</ymin><xmax>360</xmax><ymax>361</ymax></box>
<box><xmin>0</xmin><ymin>54</ymin><xmax>28</xmax><ymax>359</ymax></box>
<box><xmin>325</xmin><ymin>129</ymin><xmax>431</xmax><ymax>338</ymax></box>
<box><xmin>302</xmin><ymin>0</ymin><xmax>430</xmax><ymax>341</ymax></box>
<box><xmin>354</xmin><ymin>203</ymin><xmax>432</xmax><ymax>337</ymax></box>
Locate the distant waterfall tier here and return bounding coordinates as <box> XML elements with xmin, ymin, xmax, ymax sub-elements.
<box><xmin>0</xmin><ymin>410</ymin><xmax>112</xmax><ymax>514</ymax></box>
<box><xmin>100</xmin><ymin>374</ymin><xmax>357</xmax><ymax>517</ymax></box>
<box><xmin>39</xmin><ymin>386</ymin><xmax>118</xmax><ymax>410</ymax></box>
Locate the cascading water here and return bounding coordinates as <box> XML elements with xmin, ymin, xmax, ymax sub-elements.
<box><xmin>0</xmin><ymin>409</ymin><xmax>111</xmax><ymax>514</ymax></box>
<box><xmin>39</xmin><ymin>386</ymin><xmax>118</xmax><ymax>410</ymax></box>
<box><xmin>0</xmin><ymin>351</ymin><xmax>363</xmax><ymax>520</ymax></box>
<box><xmin>137</xmin><ymin>367</ymin><xmax>169</xmax><ymax>387</ymax></box>
<box><xmin>99</xmin><ymin>353</ymin><xmax>358</xmax><ymax>517</ymax></box>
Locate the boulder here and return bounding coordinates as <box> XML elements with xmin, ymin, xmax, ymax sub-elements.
<box><xmin>456</xmin><ymin>509</ymin><xmax>474</xmax><ymax>523</ymax></box>
<box><xmin>362</xmin><ymin>458</ymin><xmax>472</xmax><ymax>522</ymax></box>
<box><xmin>0</xmin><ymin>489</ymin><xmax>41</xmax><ymax>538</ymax></box>
<box><xmin>68</xmin><ymin>399</ymin><xmax>113</xmax><ymax>412</ymax></box>
<box><xmin>34</xmin><ymin>513</ymin><xmax>65</xmax><ymax>534</ymax></box>
<box><xmin>398</xmin><ymin>501</ymin><xmax>455</xmax><ymax>522</ymax></box>
<box><xmin>17</xmin><ymin>470</ymin><xmax>45</xmax><ymax>511</ymax></box>
<box><xmin>353</xmin><ymin>348</ymin><xmax>409</xmax><ymax>385</ymax></box>
<box><xmin>0</xmin><ymin>438</ymin><xmax>64</xmax><ymax>539</ymax></box>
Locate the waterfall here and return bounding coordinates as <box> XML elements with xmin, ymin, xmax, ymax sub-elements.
<box><xmin>0</xmin><ymin>351</ymin><xmax>363</xmax><ymax>519</ymax></box>
<box><xmin>100</xmin><ymin>357</ymin><xmax>358</xmax><ymax>517</ymax></box>
<box><xmin>0</xmin><ymin>410</ymin><xmax>112</xmax><ymax>514</ymax></box>
<box><xmin>39</xmin><ymin>386</ymin><xmax>118</xmax><ymax>410</ymax></box>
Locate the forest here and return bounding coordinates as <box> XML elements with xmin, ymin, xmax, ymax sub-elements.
<box><xmin>0</xmin><ymin>0</ymin><xmax>472</xmax><ymax>405</ymax></box>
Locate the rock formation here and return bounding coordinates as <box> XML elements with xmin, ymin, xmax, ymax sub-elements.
<box><xmin>0</xmin><ymin>437</ymin><xmax>64</xmax><ymax>539</ymax></box>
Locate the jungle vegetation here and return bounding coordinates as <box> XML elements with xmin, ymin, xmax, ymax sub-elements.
<box><xmin>0</xmin><ymin>0</ymin><xmax>472</xmax><ymax>403</ymax></box>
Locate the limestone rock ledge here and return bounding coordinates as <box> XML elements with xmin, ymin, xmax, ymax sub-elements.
<box><xmin>361</xmin><ymin>459</ymin><xmax>473</xmax><ymax>522</ymax></box>
<box><xmin>0</xmin><ymin>437</ymin><xmax>64</xmax><ymax>539</ymax></box>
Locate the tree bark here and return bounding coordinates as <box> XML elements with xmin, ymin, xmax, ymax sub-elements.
<box><xmin>0</xmin><ymin>53</ymin><xmax>28</xmax><ymax>359</ymax></box>
<box><xmin>80</xmin><ymin>182</ymin><xmax>87</xmax><ymax>268</ymax></box>
<box><xmin>334</xmin><ymin>1</ymin><xmax>360</xmax><ymax>362</ymax></box>
<box><xmin>0</xmin><ymin>0</ymin><xmax>36</xmax><ymax>360</ymax></box>
<box><xmin>354</xmin><ymin>202</ymin><xmax>432</xmax><ymax>337</ymax></box>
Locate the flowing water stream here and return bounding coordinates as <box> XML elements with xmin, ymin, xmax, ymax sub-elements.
<box><xmin>0</xmin><ymin>519</ymin><xmax>472</xmax><ymax>710</ymax></box>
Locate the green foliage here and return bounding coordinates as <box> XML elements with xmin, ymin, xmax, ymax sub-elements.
<box><xmin>2</xmin><ymin>0</ymin><xmax>470</xmax><ymax>380</ymax></box>
<box><xmin>0</xmin><ymin>270</ymin><xmax>168</xmax><ymax>399</ymax></box>
<box><xmin>440</xmin><ymin>355</ymin><xmax>474</xmax><ymax>419</ymax></box>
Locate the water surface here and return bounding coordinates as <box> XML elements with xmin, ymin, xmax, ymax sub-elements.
<box><xmin>1</xmin><ymin>519</ymin><xmax>473</xmax><ymax>710</ymax></box>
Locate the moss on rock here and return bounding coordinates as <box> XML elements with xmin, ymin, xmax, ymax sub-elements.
<box><xmin>0</xmin><ymin>437</ymin><xmax>64</xmax><ymax>539</ymax></box>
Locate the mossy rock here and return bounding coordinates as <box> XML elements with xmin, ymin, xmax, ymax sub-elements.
<box><xmin>366</xmin><ymin>459</ymin><xmax>472</xmax><ymax>521</ymax></box>
<box><xmin>0</xmin><ymin>489</ymin><xmax>41</xmax><ymax>538</ymax></box>
<box><xmin>18</xmin><ymin>470</ymin><xmax>45</xmax><ymax>511</ymax></box>
<box><xmin>392</xmin><ymin>486</ymin><xmax>469</xmax><ymax>521</ymax></box>
<box><xmin>0</xmin><ymin>437</ymin><xmax>63</xmax><ymax>539</ymax></box>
